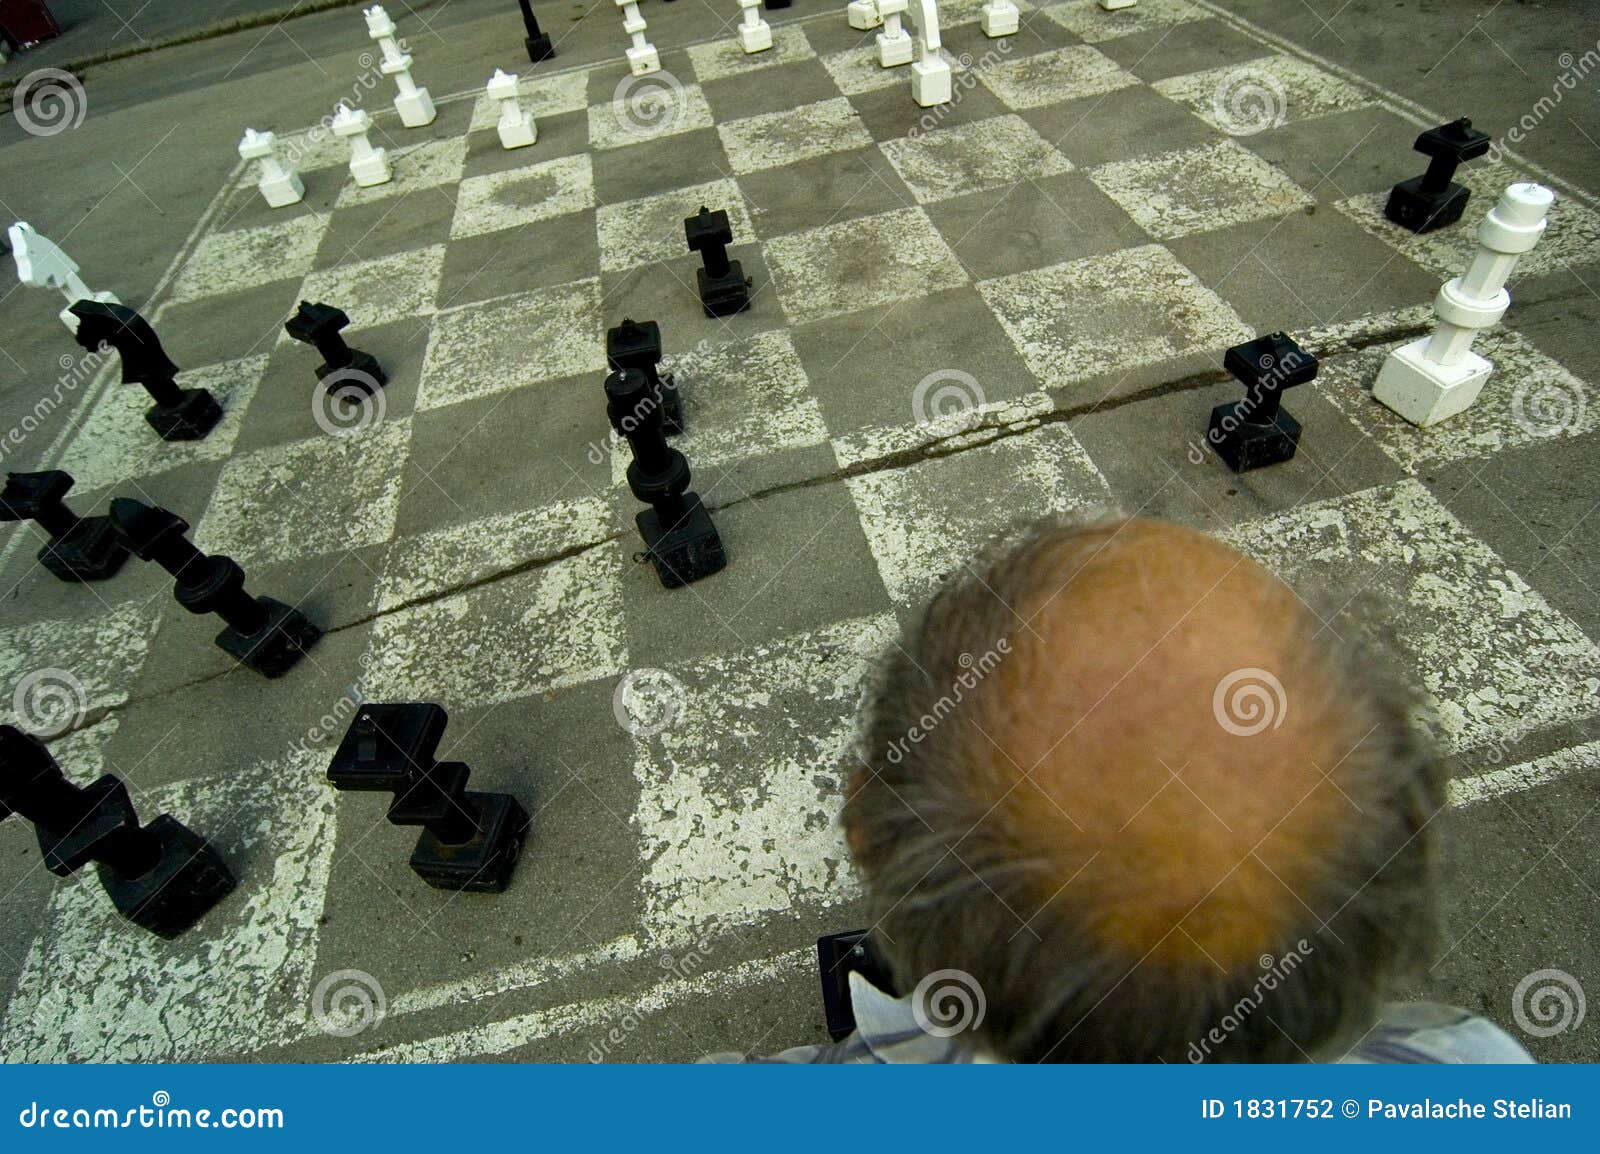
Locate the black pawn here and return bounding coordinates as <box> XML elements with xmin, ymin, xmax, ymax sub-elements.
<box><xmin>517</xmin><ymin>0</ymin><xmax>556</xmax><ymax>61</ymax></box>
<box><xmin>607</xmin><ymin>317</ymin><xmax>683</xmax><ymax>435</ymax></box>
<box><xmin>1384</xmin><ymin>117</ymin><xmax>1491</xmax><ymax>234</ymax></box>
<box><xmin>0</xmin><ymin>470</ymin><xmax>128</xmax><ymax>582</ymax></box>
<box><xmin>685</xmin><ymin>205</ymin><xmax>752</xmax><ymax>317</ymax></box>
<box><xmin>606</xmin><ymin>367</ymin><xmax>726</xmax><ymax>588</ymax></box>
<box><xmin>765</xmin><ymin>0</ymin><xmax>792</xmax><ymax>7</ymax></box>
<box><xmin>69</xmin><ymin>299</ymin><xmax>222</xmax><ymax>441</ymax></box>
<box><xmin>108</xmin><ymin>498</ymin><xmax>321</xmax><ymax>677</ymax></box>
<box><xmin>0</xmin><ymin>726</ymin><xmax>235</xmax><ymax>938</ymax></box>
<box><xmin>1207</xmin><ymin>333</ymin><xmax>1318</xmax><ymax>473</ymax></box>
<box><xmin>326</xmin><ymin>703</ymin><xmax>530</xmax><ymax>893</ymax></box>
<box><xmin>284</xmin><ymin>301</ymin><xmax>386</xmax><ymax>394</ymax></box>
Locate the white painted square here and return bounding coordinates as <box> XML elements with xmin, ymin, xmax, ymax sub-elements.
<box><xmin>450</xmin><ymin>154</ymin><xmax>595</xmax><ymax>240</ymax></box>
<box><xmin>169</xmin><ymin>213</ymin><xmax>329</xmax><ymax>303</ymax></box>
<box><xmin>848</xmin><ymin>424</ymin><xmax>1114</xmax><ymax>608</ymax></box>
<box><xmin>195</xmin><ymin>418</ymin><xmax>413</xmax><ymax>566</ymax></box>
<box><xmin>0</xmin><ymin>749</ymin><xmax>337</xmax><ymax>1060</ymax></box>
<box><xmin>0</xmin><ymin>601</ymin><xmax>161</xmax><ymax>734</ymax></box>
<box><xmin>686</xmin><ymin>23</ymin><xmax>816</xmax><ymax>84</ymax></box>
<box><xmin>764</xmin><ymin>206</ymin><xmax>969</xmax><ymax>325</ymax></box>
<box><xmin>880</xmin><ymin>114</ymin><xmax>1074</xmax><ymax>204</ymax></box>
<box><xmin>587</xmin><ymin>83</ymin><xmax>715</xmax><ymax>151</ymax></box>
<box><xmin>1315</xmin><ymin>328</ymin><xmax>1597</xmax><ymax>472</ymax></box>
<box><xmin>56</xmin><ymin>355</ymin><xmax>270</xmax><ymax>491</ymax></box>
<box><xmin>1089</xmin><ymin>139</ymin><xmax>1315</xmax><ymax>239</ymax></box>
<box><xmin>819</xmin><ymin>44</ymin><xmax>964</xmax><ymax>96</ymax></box>
<box><xmin>468</xmin><ymin>70</ymin><xmax>590</xmax><ymax>131</ymax></box>
<box><xmin>1043</xmin><ymin>0</ymin><xmax>1209</xmax><ymax>42</ymax></box>
<box><xmin>1222</xmin><ymin>480</ymin><xmax>1600</xmax><ymax>756</ymax></box>
<box><xmin>975</xmin><ymin>44</ymin><xmax>1140</xmax><ymax>111</ymax></box>
<box><xmin>294</xmin><ymin>243</ymin><xmax>445</xmax><ymax>333</ymax></box>
<box><xmin>979</xmin><ymin>244</ymin><xmax>1252</xmax><ymax>388</ymax></box>
<box><xmin>596</xmin><ymin>178</ymin><xmax>755</xmax><ymax>273</ymax></box>
<box><xmin>334</xmin><ymin>136</ymin><xmax>467</xmax><ymax>208</ymax></box>
<box><xmin>940</xmin><ymin>0</ymin><xmax>1036</xmax><ymax>25</ymax></box>
<box><xmin>361</xmin><ymin>547</ymin><xmax>626</xmax><ymax>710</ymax></box>
<box><xmin>1153</xmin><ymin>55</ymin><xmax>1374</xmax><ymax>133</ymax></box>
<box><xmin>717</xmin><ymin>96</ymin><xmax>875</xmax><ymax>176</ymax></box>
<box><xmin>1334</xmin><ymin>160</ymin><xmax>1600</xmax><ymax>281</ymax></box>
<box><xmin>418</xmin><ymin>278</ymin><xmax>605</xmax><ymax>411</ymax></box>
<box><xmin>630</xmin><ymin>613</ymin><xmax>899</xmax><ymax>936</ymax></box>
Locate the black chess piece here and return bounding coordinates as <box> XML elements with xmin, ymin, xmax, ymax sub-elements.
<box><xmin>1206</xmin><ymin>333</ymin><xmax>1318</xmax><ymax>473</ymax></box>
<box><xmin>517</xmin><ymin>0</ymin><xmax>556</xmax><ymax>61</ymax></box>
<box><xmin>326</xmin><ymin>703</ymin><xmax>530</xmax><ymax>893</ymax></box>
<box><xmin>108</xmin><ymin>498</ymin><xmax>321</xmax><ymax>677</ymax></box>
<box><xmin>0</xmin><ymin>470</ymin><xmax>128</xmax><ymax>582</ymax></box>
<box><xmin>69</xmin><ymin>300</ymin><xmax>222</xmax><ymax>441</ymax></box>
<box><xmin>816</xmin><ymin>929</ymin><xmax>897</xmax><ymax>1041</ymax></box>
<box><xmin>606</xmin><ymin>367</ymin><xmax>727</xmax><ymax>588</ymax></box>
<box><xmin>685</xmin><ymin>205</ymin><xmax>752</xmax><ymax>317</ymax></box>
<box><xmin>765</xmin><ymin>0</ymin><xmax>792</xmax><ymax>7</ymax></box>
<box><xmin>1384</xmin><ymin>117</ymin><xmax>1492</xmax><ymax>234</ymax></box>
<box><xmin>606</xmin><ymin>317</ymin><xmax>683</xmax><ymax>435</ymax></box>
<box><xmin>0</xmin><ymin>726</ymin><xmax>235</xmax><ymax>938</ymax></box>
<box><xmin>284</xmin><ymin>301</ymin><xmax>387</xmax><ymax>394</ymax></box>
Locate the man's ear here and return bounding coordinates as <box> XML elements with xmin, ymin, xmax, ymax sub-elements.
<box><xmin>842</xmin><ymin>767</ymin><xmax>871</xmax><ymax>863</ymax></box>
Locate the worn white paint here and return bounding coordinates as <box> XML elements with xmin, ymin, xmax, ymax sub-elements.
<box><xmin>974</xmin><ymin>44</ymin><xmax>1140</xmax><ymax>110</ymax></box>
<box><xmin>586</xmin><ymin>84</ymin><xmax>715</xmax><ymax>151</ymax></box>
<box><xmin>687</xmin><ymin>22</ymin><xmax>815</xmax><ymax>84</ymax></box>
<box><xmin>450</xmin><ymin>154</ymin><xmax>595</xmax><ymax>240</ymax></box>
<box><xmin>293</xmin><ymin>243</ymin><xmax>445</xmax><ymax>334</ymax></box>
<box><xmin>1044</xmin><ymin>0</ymin><xmax>1208</xmax><ymax>41</ymax></box>
<box><xmin>168</xmin><ymin>213</ymin><xmax>330</xmax><ymax>303</ymax></box>
<box><xmin>334</xmin><ymin>136</ymin><xmax>467</xmax><ymax>208</ymax></box>
<box><xmin>1089</xmin><ymin>139</ymin><xmax>1315</xmax><ymax>240</ymax></box>
<box><xmin>596</xmin><ymin>178</ymin><xmax>755</xmax><ymax>273</ymax></box>
<box><xmin>467</xmin><ymin>70</ymin><xmax>588</xmax><ymax>131</ymax></box>
<box><xmin>880</xmin><ymin>114</ymin><xmax>1074</xmax><ymax>205</ymax></box>
<box><xmin>1153</xmin><ymin>54</ymin><xmax>1374</xmax><ymax>130</ymax></box>
<box><xmin>1450</xmin><ymin>741</ymin><xmax>1600</xmax><ymax>808</ymax></box>
<box><xmin>717</xmin><ymin>97</ymin><xmax>875</xmax><ymax>176</ymax></box>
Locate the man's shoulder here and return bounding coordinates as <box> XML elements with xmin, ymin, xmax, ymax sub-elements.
<box><xmin>1336</xmin><ymin>1002</ymin><xmax>1535</xmax><ymax>1064</ymax></box>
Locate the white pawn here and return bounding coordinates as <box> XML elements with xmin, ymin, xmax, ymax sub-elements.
<box><xmin>8</xmin><ymin>221</ymin><xmax>119</xmax><ymax>333</ymax></box>
<box><xmin>877</xmin><ymin>0</ymin><xmax>913</xmax><ymax>67</ymax></box>
<box><xmin>737</xmin><ymin>0</ymin><xmax>773</xmax><ymax>53</ymax></box>
<box><xmin>331</xmin><ymin>102</ymin><xmax>392</xmax><ymax>187</ymax></box>
<box><xmin>1099</xmin><ymin>0</ymin><xmax>1137</xmax><ymax>10</ymax></box>
<box><xmin>981</xmin><ymin>0</ymin><xmax>1018</xmax><ymax>37</ymax></box>
<box><xmin>238</xmin><ymin>128</ymin><xmax>305</xmax><ymax>208</ymax></box>
<box><xmin>908</xmin><ymin>0</ymin><xmax>951</xmax><ymax>107</ymax></box>
<box><xmin>847</xmin><ymin>0</ymin><xmax>883</xmax><ymax>30</ymax></box>
<box><xmin>1373</xmin><ymin>182</ymin><xmax>1553</xmax><ymax>427</ymax></box>
<box><xmin>365</xmin><ymin>4</ymin><xmax>436</xmax><ymax>127</ymax></box>
<box><xmin>487</xmin><ymin>69</ymin><xmax>537</xmax><ymax>149</ymax></box>
<box><xmin>615</xmin><ymin>0</ymin><xmax>659</xmax><ymax>76</ymax></box>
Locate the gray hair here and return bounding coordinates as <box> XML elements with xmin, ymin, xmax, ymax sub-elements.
<box><xmin>843</xmin><ymin>514</ymin><xmax>1446</xmax><ymax>1063</ymax></box>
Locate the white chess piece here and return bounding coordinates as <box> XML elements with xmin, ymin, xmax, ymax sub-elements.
<box><xmin>980</xmin><ymin>0</ymin><xmax>1019</xmax><ymax>37</ymax></box>
<box><xmin>877</xmin><ymin>0</ymin><xmax>913</xmax><ymax>67</ymax></box>
<box><xmin>487</xmin><ymin>69</ymin><xmax>537</xmax><ymax>149</ymax></box>
<box><xmin>615</xmin><ymin>0</ymin><xmax>659</xmax><ymax>76</ymax></box>
<box><xmin>331</xmin><ymin>102</ymin><xmax>392</xmax><ymax>187</ymax></box>
<box><xmin>1099</xmin><ymin>0</ymin><xmax>1137</xmax><ymax>11</ymax></box>
<box><xmin>9</xmin><ymin>221</ymin><xmax>120</xmax><ymax>333</ymax></box>
<box><xmin>737</xmin><ymin>0</ymin><xmax>773</xmax><ymax>53</ymax></box>
<box><xmin>908</xmin><ymin>0</ymin><xmax>952</xmax><ymax>107</ymax></box>
<box><xmin>1372</xmin><ymin>182</ymin><xmax>1553</xmax><ymax>427</ymax></box>
<box><xmin>366</xmin><ymin>5</ymin><xmax>436</xmax><ymax>127</ymax></box>
<box><xmin>847</xmin><ymin>0</ymin><xmax>883</xmax><ymax>30</ymax></box>
<box><xmin>238</xmin><ymin>128</ymin><xmax>305</xmax><ymax>208</ymax></box>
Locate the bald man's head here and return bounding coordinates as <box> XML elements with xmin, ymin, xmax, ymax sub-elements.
<box><xmin>845</xmin><ymin>515</ymin><xmax>1444</xmax><ymax>1063</ymax></box>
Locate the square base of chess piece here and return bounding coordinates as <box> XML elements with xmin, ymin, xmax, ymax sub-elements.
<box><xmin>626</xmin><ymin>43</ymin><xmax>660</xmax><ymax>76</ymax></box>
<box><xmin>637</xmin><ymin>493</ymin><xmax>727</xmax><ymax>588</ymax></box>
<box><xmin>145</xmin><ymin>388</ymin><xmax>223</xmax><ymax>441</ymax></box>
<box><xmin>260</xmin><ymin>169</ymin><xmax>306</xmax><ymax>208</ymax></box>
<box><xmin>1208</xmin><ymin>402</ymin><xmax>1302</xmax><ymax>473</ymax></box>
<box><xmin>912</xmin><ymin>57</ymin><xmax>953</xmax><ymax>107</ymax></box>
<box><xmin>878</xmin><ymin>30</ymin><xmax>914</xmax><ymax>67</ymax></box>
<box><xmin>215</xmin><ymin>597</ymin><xmax>322</xmax><ymax>678</ymax></box>
<box><xmin>1372</xmin><ymin>337</ymin><xmax>1491</xmax><ymax>427</ymax></box>
<box><xmin>410</xmin><ymin>791</ymin><xmax>530</xmax><ymax>893</ymax></box>
<box><xmin>318</xmin><ymin>349</ymin><xmax>388</xmax><ymax>393</ymax></box>
<box><xmin>1385</xmin><ymin>176</ymin><xmax>1471</xmax><ymax>234</ymax></box>
<box><xmin>697</xmin><ymin>262</ymin><xmax>751</xmax><ymax>317</ymax></box>
<box><xmin>98</xmin><ymin>816</ymin><xmax>237</xmax><ymax>938</ymax></box>
<box><xmin>526</xmin><ymin>34</ymin><xmax>556</xmax><ymax>62</ymax></box>
<box><xmin>982</xmin><ymin>4</ymin><xmax>1020</xmax><ymax>37</ymax></box>
<box><xmin>739</xmin><ymin>22</ymin><xmax>773</xmax><ymax>53</ymax></box>
<box><xmin>395</xmin><ymin>88</ymin><xmax>437</xmax><ymax>128</ymax></box>
<box><xmin>848</xmin><ymin>0</ymin><xmax>882</xmax><ymax>28</ymax></box>
<box><xmin>38</xmin><ymin>514</ymin><xmax>128</xmax><ymax>582</ymax></box>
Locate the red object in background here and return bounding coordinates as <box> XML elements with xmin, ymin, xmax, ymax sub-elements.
<box><xmin>0</xmin><ymin>0</ymin><xmax>63</xmax><ymax>48</ymax></box>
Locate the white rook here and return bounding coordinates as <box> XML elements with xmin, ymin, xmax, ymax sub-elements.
<box><xmin>331</xmin><ymin>101</ymin><xmax>392</xmax><ymax>187</ymax></box>
<box><xmin>737</xmin><ymin>0</ymin><xmax>773</xmax><ymax>53</ymax></box>
<box><xmin>615</xmin><ymin>0</ymin><xmax>659</xmax><ymax>76</ymax></box>
<box><xmin>366</xmin><ymin>4</ymin><xmax>436</xmax><ymax>127</ymax></box>
<box><xmin>981</xmin><ymin>0</ymin><xmax>1018</xmax><ymax>37</ymax></box>
<box><xmin>877</xmin><ymin>0</ymin><xmax>913</xmax><ymax>67</ymax></box>
<box><xmin>238</xmin><ymin>128</ymin><xmax>305</xmax><ymax>208</ymax></box>
<box><xmin>487</xmin><ymin>69</ymin><xmax>537</xmax><ymax>149</ymax></box>
<box><xmin>1372</xmin><ymin>182</ymin><xmax>1553</xmax><ymax>427</ymax></box>
<box><xmin>908</xmin><ymin>0</ymin><xmax>951</xmax><ymax>107</ymax></box>
<box><xmin>9</xmin><ymin>221</ymin><xmax>120</xmax><ymax>333</ymax></box>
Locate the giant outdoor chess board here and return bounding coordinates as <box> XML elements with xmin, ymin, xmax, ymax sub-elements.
<box><xmin>2</xmin><ymin>0</ymin><xmax>1599</xmax><ymax>1062</ymax></box>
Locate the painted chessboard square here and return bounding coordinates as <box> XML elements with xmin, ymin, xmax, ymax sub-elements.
<box><xmin>587</xmin><ymin>84</ymin><xmax>716</xmax><ymax>151</ymax></box>
<box><xmin>763</xmin><ymin>206</ymin><xmax>969</xmax><ymax>325</ymax></box>
<box><xmin>0</xmin><ymin>601</ymin><xmax>161</xmax><ymax>734</ymax></box>
<box><xmin>880</xmin><ymin>114</ymin><xmax>1073</xmax><ymax>204</ymax></box>
<box><xmin>333</xmin><ymin>136</ymin><xmax>468</xmax><ymax>208</ymax></box>
<box><xmin>978</xmin><ymin>243</ymin><xmax>1252</xmax><ymax>397</ymax></box>
<box><xmin>1042</xmin><ymin>0</ymin><xmax>1209</xmax><ymax>42</ymax></box>
<box><xmin>1152</xmin><ymin>55</ymin><xmax>1374</xmax><ymax>134</ymax></box>
<box><xmin>169</xmin><ymin>213</ymin><xmax>329</xmax><ymax>303</ymax></box>
<box><xmin>819</xmin><ymin>45</ymin><xmax>965</xmax><ymax>97</ymax></box>
<box><xmin>450</xmin><ymin>153</ymin><xmax>596</xmax><ymax>239</ymax></box>
<box><xmin>734</xmin><ymin>145</ymin><xmax>914</xmax><ymax>238</ymax></box>
<box><xmin>1088</xmin><ymin>139</ymin><xmax>1314</xmax><ymax>239</ymax></box>
<box><xmin>974</xmin><ymin>44</ymin><xmax>1141</xmax><ymax>110</ymax></box>
<box><xmin>467</xmin><ymin>70</ymin><xmax>590</xmax><ymax>130</ymax></box>
<box><xmin>687</xmin><ymin>23</ymin><xmax>817</xmax><ymax>85</ymax></box>
<box><xmin>293</xmin><ymin>243</ymin><xmax>446</xmax><ymax>334</ymax></box>
<box><xmin>596</xmin><ymin>177</ymin><xmax>755</xmax><ymax>273</ymax></box>
<box><xmin>417</xmin><ymin>278</ymin><xmax>605</xmax><ymax>411</ymax></box>
<box><xmin>717</xmin><ymin>96</ymin><xmax>876</xmax><ymax>175</ymax></box>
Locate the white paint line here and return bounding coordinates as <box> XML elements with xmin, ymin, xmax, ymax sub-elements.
<box><xmin>1450</xmin><ymin>741</ymin><xmax>1600</xmax><ymax>808</ymax></box>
